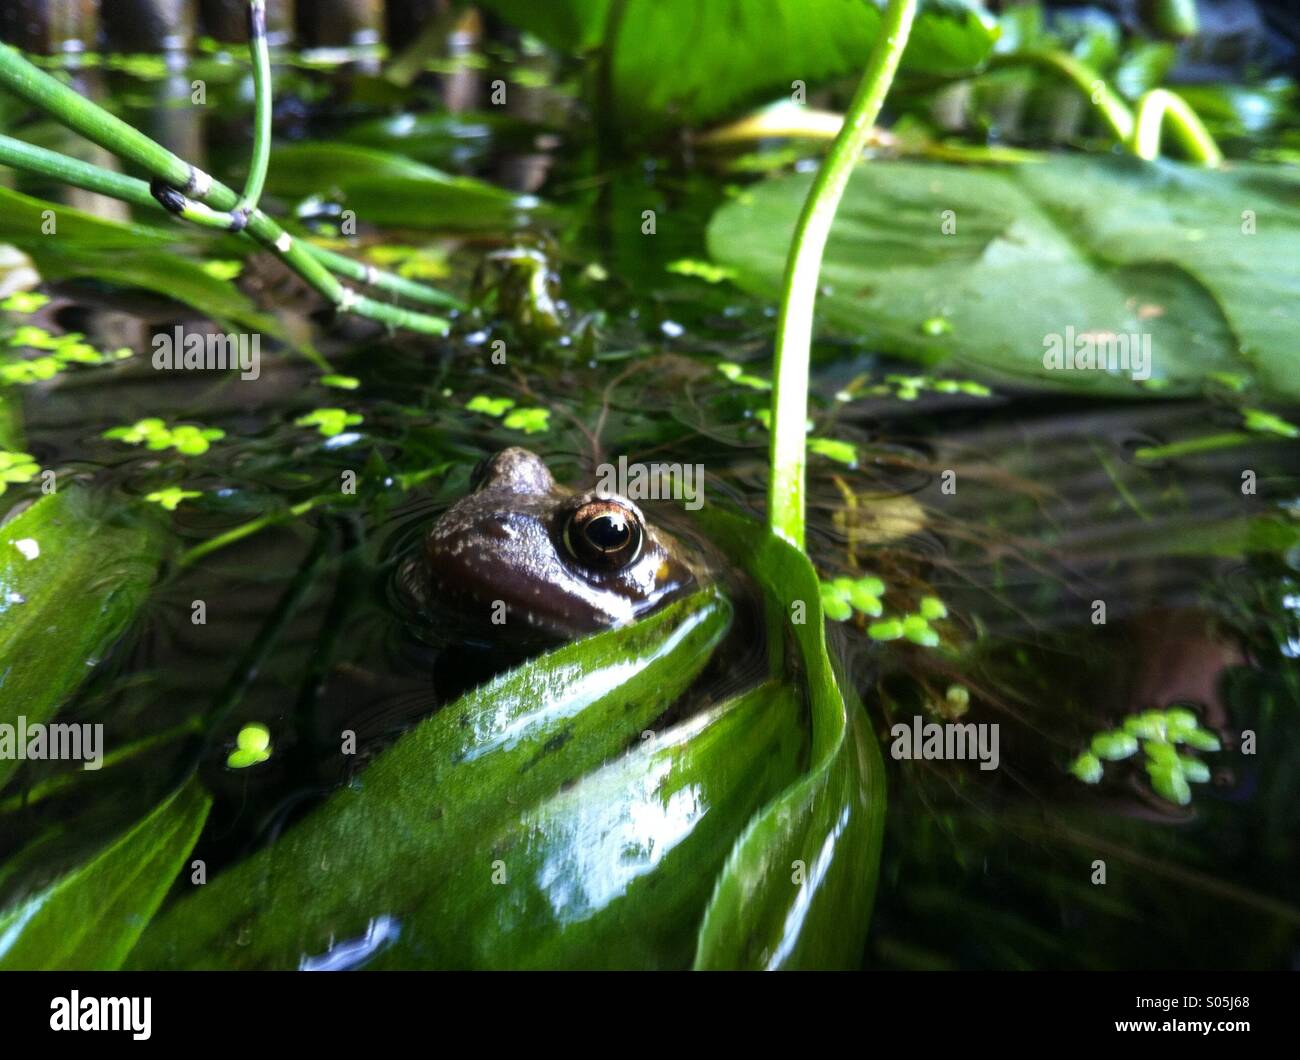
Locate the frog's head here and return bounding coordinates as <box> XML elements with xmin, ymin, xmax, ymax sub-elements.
<box><xmin>410</xmin><ymin>448</ymin><xmax>699</xmax><ymax>641</ymax></box>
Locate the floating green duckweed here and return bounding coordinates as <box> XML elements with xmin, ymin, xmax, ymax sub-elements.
<box><xmin>0</xmin><ymin>291</ymin><xmax>50</xmax><ymax>314</ymax></box>
<box><xmin>227</xmin><ymin>723</ymin><xmax>272</xmax><ymax>770</ymax></box>
<box><xmin>104</xmin><ymin>418</ymin><xmax>226</xmax><ymax>455</ymax></box>
<box><xmin>503</xmin><ymin>407</ymin><xmax>551</xmax><ymax>435</ymax></box>
<box><xmin>3</xmin><ymin>327</ymin><xmax>132</xmax><ymax>386</ymax></box>
<box><xmin>1069</xmin><ymin>751</ymin><xmax>1104</xmax><ymax>784</ymax></box>
<box><xmin>0</xmin><ymin>449</ymin><xmax>39</xmax><ymax>494</ymax></box>
<box><xmin>821</xmin><ymin>573</ymin><xmax>948</xmax><ymax>648</ymax></box>
<box><xmin>820</xmin><ymin>575</ymin><xmax>885</xmax><ymax>621</ymax></box>
<box><xmin>319</xmin><ymin>375</ymin><xmax>360</xmax><ymax>391</ymax></box>
<box><xmin>465</xmin><ymin>395</ymin><xmax>516</xmax><ymax>417</ymax></box>
<box><xmin>867</xmin><ymin>618</ymin><xmax>904</xmax><ymax>641</ymax></box>
<box><xmin>294</xmin><ymin>408</ymin><xmax>364</xmax><ymax>437</ymax></box>
<box><xmin>1070</xmin><ymin>706</ymin><xmax>1221</xmax><ymax>805</ymax></box>
<box><xmin>918</xmin><ymin>595</ymin><xmax>948</xmax><ymax>621</ymax></box>
<box><xmin>145</xmin><ymin>487</ymin><xmax>202</xmax><ymax>512</ymax></box>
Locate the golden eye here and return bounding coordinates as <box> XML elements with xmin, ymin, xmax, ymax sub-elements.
<box><xmin>564</xmin><ymin>500</ymin><xmax>643</xmax><ymax>570</ymax></box>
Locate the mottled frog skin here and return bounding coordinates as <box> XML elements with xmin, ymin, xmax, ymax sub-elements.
<box><xmin>408</xmin><ymin>448</ymin><xmax>701</xmax><ymax>640</ymax></box>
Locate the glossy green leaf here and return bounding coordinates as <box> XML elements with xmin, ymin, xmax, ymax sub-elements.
<box><xmin>29</xmin><ymin>247</ymin><xmax>283</xmax><ymax>339</ymax></box>
<box><xmin>692</xmin><ymin>510</ymin><xmax>887</xmax><ymax>969</ymax></box>
<box><xmin>480</xmin><ymin>0</ymin><xmax>997</xmax><ymax>131</ymax></box>
<box><xmin>368</xmin><ymin>679</ymin><xmax>805</xmax><ymax>969</ymax></box>
<box><xmin>130</xmin><ymin>588</ymin><xmax>732</xmax><ymax>969</ymax></box>
<box><xmin>0</xmin><ymin>488</ymin><xmax>162</xmax><ymax>790</ymax></box>
<box><xmin>266</xmin><ymin>143</ymin><xmax>541</xmax><ymax>230</ymax></box>
<box><xmin>0</xmin><ymin>779</ymin><xmax>210</xmax><ymax>969</ymax></box>
<box><xmin>709</xmin><ymin>157</ymin><xmax>1300</xmax><ymax>402</ymax></box>
<box><xmin>0</xmin><ymin>185</ymin><xmax>175</xmax><ymax>249</ymax></box>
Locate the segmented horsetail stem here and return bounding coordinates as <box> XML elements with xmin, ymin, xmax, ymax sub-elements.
<box><xmin>0</xmin><ymin>19</ymin><xmax>454</xmax><ymax>333</ymax></box>
<box><xmin>0</xmin><ymin>133</ymin><xmax>464</xmax><ymax>312</ymax></box>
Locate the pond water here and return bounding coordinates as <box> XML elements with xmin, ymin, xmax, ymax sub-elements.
<box><xmin>1</xmin><ymin>40</ymin><xmax>1297</xmax><ymax>970</ymax></box>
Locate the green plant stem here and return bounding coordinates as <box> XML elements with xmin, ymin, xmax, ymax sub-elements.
<box><xmin>997</xmin><ymin>49</ymin><xmax>1223</xmax><ymax>165</ymax></box>
<box><xmin>238</xmin><ymin>0</ymin><xmax>273</xmax><ymax>215</ymax></box>
<box><xmin>0</xmin><ymin>134</ymin><xmax>462</xmax><ymax>313</ymax></box>
<box><xmin>1008</xmin><ymin>49</ymin><xmax>1135</xmax><ymax>142</ymax></box>
<box><xmin>767</xmin><ymin>0</ymin><xmax>916</xmax><ymax>549</ymax></box>
<box><xmin>178</xmin><ymin>497</ymin><xmax>326</xmax><ymax>567</ymax></box>
<box><xmin>1131</xmin><ymin>87</ymin><xmax>1224</xmax><ymax>166</ymax></box>
<box><xmin>0</xmin><ymin>41</ymin><xmax>452</xmax><ymax>334</ymax></box>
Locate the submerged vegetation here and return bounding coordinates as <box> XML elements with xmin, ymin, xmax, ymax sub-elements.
<box><xmin>0</xmin><ymin>0</ymin><xmax>1296</xmax><ymax>972</ymax></box>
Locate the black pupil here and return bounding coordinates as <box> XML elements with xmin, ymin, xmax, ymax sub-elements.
<box><xmin>584</xmin><ymin>513</ymin><xmax>630</xmax><ymax>552</ymax></box>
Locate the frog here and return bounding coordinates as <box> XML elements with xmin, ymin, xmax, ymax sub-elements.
<box><xmin>402</xmin><ymin>447</ymin><xmax>704</xmax><ymax>643</ymax></box>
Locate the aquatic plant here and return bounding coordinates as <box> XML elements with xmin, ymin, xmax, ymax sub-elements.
<box><xmin>0</xmin><ymin>3</ymin><xmax>459</xmax><ymax>336</ymax></box>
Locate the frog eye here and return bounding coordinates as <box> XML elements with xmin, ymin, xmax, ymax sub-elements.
<box><xmin>564</xmin><ymin>500</ymin><xmax>643</xmax><ymax>570</ymax></box>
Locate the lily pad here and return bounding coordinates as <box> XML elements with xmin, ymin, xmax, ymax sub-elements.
<box><xmin>708</xmin><ymin>156</ymin><xmax>1300</xmax><ymax>402</ymax></box>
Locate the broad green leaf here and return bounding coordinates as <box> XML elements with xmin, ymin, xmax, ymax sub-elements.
<box><xmin>29</xmin><ymin>247</ymin><xmax>285</xmax><ymax>340</ymax></box>
<box><xmin>368</xmin><ymin>679</ymin><xmax>805</xmax><ymax>969</ymax></box>
<box><xmin>0</xmin><ymin>189</ymin><xmax>311</xmax><ymax>357</ymax></box>
<box><xmin>0</xmin><ymin>779</ymin><xmax>210</xmax><ymax>969</ymax></box>
<box><xmin>265</xmin><ymin>143</ymin><xmax>542</xmax><ymax>230</ymax></box>
<box><xmin>477</xmin><ymin>0</ymin><xmax>611</xmax><ymax>50</ymax></box>
<box><xmin>480</xmin><ymin>0</ymin><xmax>997</xmax><ymax>131</ymax></box>
<box><xmin>0</xmin><ymin>185</ymin><xmax>175</xmax><ymax>249</ymax></box>
<box><xmin>709</xmin><ymin>156</ymin><xmax>1300</xmax><ymax>402</ymax></box>
<box><xmin>130</xmin><ymin>588</ymin><xmax>732</xmax><ymax>969</ymax></box>
<box><xmin>692</xmin><ymin>510</ymin><xmax>887</xmax><ymax>969</ymax></box>
<box><xmin>0</xmin><ymin>488</ymin><xmax>163</xmax><ymax>790</ymax></box>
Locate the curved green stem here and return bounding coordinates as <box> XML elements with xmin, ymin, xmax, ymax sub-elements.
<box><xmin>995</xmin><ymin>50</ymin><xmax>1223</xmax><ymax>166</ymax></box>
<box><xmin>768</xmin><ymin>0</ymin><xmax>916</xmax><ymax>549</ymax></box>
<box><xmin>1131</xmin><ymin>88</ymin><xmax>1223</xmax><ymax>166</ymax></box>
<box><xmin>1007</xmin><ymin>49</ymin><xmax>1135</xmax><ymax>142</ymax></box>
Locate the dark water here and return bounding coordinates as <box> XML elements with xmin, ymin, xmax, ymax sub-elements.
<box><xmin>1</xmin><ymin>46</ymin><xmax>1297</xmax><ymax>969</ymax></box>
